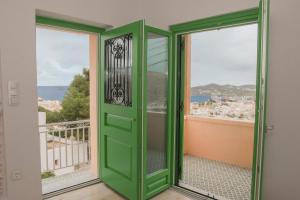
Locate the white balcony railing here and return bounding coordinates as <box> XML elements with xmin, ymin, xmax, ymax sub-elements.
<box><xmin>39</xmin><ymin>120</ymin><xmax>91</xmax><ymax>173</ymax></box>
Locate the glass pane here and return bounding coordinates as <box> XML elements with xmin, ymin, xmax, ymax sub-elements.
<box><xmin>146</xmin><ymin>33</ymin><xmax>168</xmax><ymax>174</ymax></box>
<box><xmin>104</xmin><ymin>33</ymin><xmax>133</xmax><ymax>106</ymax></box>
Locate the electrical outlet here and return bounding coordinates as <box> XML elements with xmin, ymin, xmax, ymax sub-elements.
<box><xmin>11</xmin><ymin>170</ymin><xmax>22</xmax><ymax>181</ymax></box>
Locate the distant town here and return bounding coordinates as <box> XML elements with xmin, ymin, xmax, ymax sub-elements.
<box><xmin>190</xmin><ymin>96</ymin><xmax>255</xmax><ymax>121</ymax></box>
<box><xmin>38</xmin><ymin>97</ymin><xmax>62</xmax><ymax>112</ymax></box>
<box><xmin>190</xmin><ymin>84</ymin><xmax>256</xmax><ymax>122</ymax></box>
<box><xmin>38</xmin><ymin>83</ymin><xmax>256</xmax><ymax>122</ymax></box>
<box><xmin>37</xmin><ymin>86</ymin><xmax>67</xmax><ymax>112</ymax></box>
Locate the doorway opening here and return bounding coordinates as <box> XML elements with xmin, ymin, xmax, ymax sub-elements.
<box><xmin>178</xmin><ymin>23</ymin><xmax>258</xmax><ymax>200</ymax></box>
<box><xmin>36</xmin><ymin>22</ymin><xmax>100</xmax><ymax>194</ymax></box>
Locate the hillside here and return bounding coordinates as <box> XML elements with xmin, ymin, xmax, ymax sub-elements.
<box><xmin>191</xmin><ymin>83</ymin><xmax>256</xmax><ymax>97</ymax></box>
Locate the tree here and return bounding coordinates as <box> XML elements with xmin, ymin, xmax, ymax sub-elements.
<box><xmin>38</xmin><ymin>106</ymin><xmax>63</xmax><ymax>123</ymax></box>
<box><xmin>38</xmin><ymin>69</ymin><xmax>90</xmax><ymax>123</ymax></box>
<box><xmin>61</xmin><ymin>68</ymin><xmax>90</xmax><ymax>121</ymax></box>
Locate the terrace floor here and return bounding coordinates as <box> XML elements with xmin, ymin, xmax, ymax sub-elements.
<box><xmin>179</xmin><ymin>155</ymin><xmax>252</xmax><ymax>200</ymax></box>
<box><xmin>42</xmin><ymin>167</ymin><xmax>98</xmax><ymax>194</ymax></box>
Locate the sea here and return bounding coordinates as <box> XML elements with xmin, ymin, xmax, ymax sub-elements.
<box><xmin>38</xmin><ymin>86</ymin><xmax>68</xmax><ymax>101</ymax></box>
<box><xmin>38</xmin><ymin>86</ymin><xmax>211</xmax><ymax>103</ymax></box>
<box><xmin>191</xmin><ymin>95</ymin><xmax>211</xmax><ymax>103</ymax></box>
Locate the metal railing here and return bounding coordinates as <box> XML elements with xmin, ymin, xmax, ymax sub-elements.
<box><xmin>39</xmin><ymin>120</ymin><xmax>91</xmax><ymax>172</ymax></box>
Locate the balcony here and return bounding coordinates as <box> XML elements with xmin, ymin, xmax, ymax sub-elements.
<box><xmin>181</xmin><ymin>115</ymin><xmax>254</xmax><ymax>200</ymax></box>
<box><xmin>39</xmin><ymin>114</ymin><xmax>98</xmax><ymax>194</ymax></box>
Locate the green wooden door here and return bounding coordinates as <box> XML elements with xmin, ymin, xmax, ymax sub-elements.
<box><xmin>100</xmin><ymin>20</ymin><xmax>144</xmax><ymax>200</ymax></box>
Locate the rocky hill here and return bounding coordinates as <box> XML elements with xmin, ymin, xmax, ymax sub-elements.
<box><xmin>191</xmin><ymin>83</ymin><xmax>256</xmax><ymax>97</ymax></box>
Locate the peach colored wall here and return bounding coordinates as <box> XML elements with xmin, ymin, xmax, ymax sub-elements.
<box><xmin>184</xmin><ymin>116</ymin><xmax>254</xmax><ymax>169</ymax></box>
<box><xmin>184</xmin><ymin>35</ymin><xmax>191</xmax><ymax>115</ymax></box>
<box><xmin>89</xmin><ymin>34</ymin><xmax>98</xmax><ymax>177</ymax></box>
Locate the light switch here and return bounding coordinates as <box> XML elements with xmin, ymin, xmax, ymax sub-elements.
<box><xmin>10</xmin><ymin>96</ymin><xmax>18</xmax><ymax>105</ymax></box>
<box><xmin>8</xmin><ymin>81</ymin><xmax>17</xmax><ymax>89</ymax></box>
<box><xmin>9</xmin><ymin>89</ymin><xmax>17</xmax><ymax>96</ymax></box>
<box><xmin>8</xmin><ymin>81</ymin><xmax>18</xmax><ymax>106</ymax></box>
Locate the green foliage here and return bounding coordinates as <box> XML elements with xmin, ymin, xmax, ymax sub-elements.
<box><xmin>41</xmin><ymin>171</ymin><xmax>55</xmax><ymax>179</ymax></box>
<box><xmin>46</xmin><ymin>111</ymin><xmax>64</xmax><ymax>123</ymax></box>
<box><xmin>61</xmin><ymin>68</ymin><xmax>90</xmax><ymax>121</ymax></box>
<box><xmin>38</xmin><ymin>68</ymin><xmax>90</xmax><ymax>123</ymax></box>
<box><xmin>38</xmin><ymin>106</ymin><xmax>63</xmax><ymax>123</ymax></box>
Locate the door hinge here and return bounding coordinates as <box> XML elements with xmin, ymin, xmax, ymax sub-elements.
<box><xmin>180</xmin><ymin>37</ymin><xmax>185</xmax><ymax>49</ymax></box>
<box><xmin>179</xmin><ymin>101</ymin><xmax>184</xmax><ymax>113</ymax></box>
<box><xmin>178</xmin><ymin>166</ymin><xmax>182</xmax><ymax>179</ymax></box>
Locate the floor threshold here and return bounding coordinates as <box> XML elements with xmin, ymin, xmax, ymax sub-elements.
<box><xmin>172</xmin><ymin>186</ymin><xmax>214</xmax><ymax>200</ymax></box>
<box><xmin>43</xmin><ymin>179</ymin><xmax>101</xmax><ymax>199</ymax></box>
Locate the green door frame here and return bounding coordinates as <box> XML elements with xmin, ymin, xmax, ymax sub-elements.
<box><xmin>255</xmin><ymin>0</ymin><xmax>270</xmax><ymax>199</ymax></box>
<box><xmin>169</xmin><ymin>2</ymin><xmax>270</xmax><ymax>200</ymax></box>
<box><xmin>36</xmin><ymin>16</ymin><xmax>105</xmax><ymax>33</ymax></box>
<box><xmin>35</xmin><ymin>16</ymin><xmax>104</xmax><ymax>197</ymax></box>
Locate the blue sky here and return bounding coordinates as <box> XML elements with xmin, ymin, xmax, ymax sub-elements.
<box><xmin>36</xmin><ymin>27</ymin><xmax>89</xmax><ymax>86</ymax></box>
<box><xmin>191</xmin><ymin>23</ymin><xmax>258</xmax><ymax>87</ymax></box>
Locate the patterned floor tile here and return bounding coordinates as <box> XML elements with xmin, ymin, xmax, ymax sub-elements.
<box><xmin>179</xmin><ymin>155</ymin><xmax>251</xmax><ymax>200</ymax></box>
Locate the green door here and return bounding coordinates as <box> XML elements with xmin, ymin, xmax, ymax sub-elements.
<box><xmin>100</xmin><ymin>20</ymin><xmax>144</xmax><ymax>200</ymax></box>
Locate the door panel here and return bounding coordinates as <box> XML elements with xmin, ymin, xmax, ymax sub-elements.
<box><xmin>143</xmin><ymin>26</ymin><xmax>172</xmax><ymax>199</ymax></box>
<box><xmin>100</xmin><ymin>21</ymin><xmax>143</xmax><ymax>200</ymax></box>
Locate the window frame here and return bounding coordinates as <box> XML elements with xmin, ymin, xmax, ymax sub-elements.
<box><xmin>36</xmin><ymin>15</ymin><xmax>105</xmax><ymax>199</ymax></box>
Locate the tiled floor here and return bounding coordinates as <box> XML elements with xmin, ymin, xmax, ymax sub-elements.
<box><xmin>48</xmin><ymin>183</ymin><xmax>193</xmax><ymax>200</ymax></box>
<box><xmin>46</xmin><ymin>155</ymin><xmax>251</xmax><ymax>200</ymax></box>
<box><xmin>42</xmin><ymin>168</ymin><xmax>97</xmax><ymax>194</ymax></box>
<box><xmin>179</xmin><ymin>155</ymin><xmax>252</xmax><ymax>200</ymax></box>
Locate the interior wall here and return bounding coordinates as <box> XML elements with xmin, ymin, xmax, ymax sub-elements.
<box><xmin>141</xmin><ymin>0</ymin><xmax>258</xmax><ymax>29</ymax></box>
<box><xmin>0</xmin><ymin>0</ymin><xmax>140</xmax><ymax>200</ymax></box>
<box><xmin>141</xmin><ymin>0</ymin><xmax>300</xmax><ymax>199</ymax></box>
<box><xmin>262</xmin><ymin>1</ymin><xmax>300</xmax><ymax>199</ymax></box>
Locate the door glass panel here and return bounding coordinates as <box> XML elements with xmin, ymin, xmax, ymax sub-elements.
<box><xmin>104</xmin><ymin>33</ymin><xmax>133</xmax><ymax>106</ymax></box>
<box><xmin>146</xmin><ymin>33</ymin><xmax>168</xmax><ymax>174</ymax></box>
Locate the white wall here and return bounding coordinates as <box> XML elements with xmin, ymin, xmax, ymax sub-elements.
<box><xmin>1</xmin><ymin>0</ymin><xmax>299</xmax><ymax>199</ymax></box>
<box><xmin>0</xmin><ymin>1</ymin><xmax>140</xmax><ymax>200</ymax></box>
<box><xmin>141</xmin><ymin>0</ymin><xmax>258</xmax><ymax>29</ymax></box>
<box><xmin>262</xmin><ymin>1</ymin><xmax>300</xmax><ymax>199</ymax></box>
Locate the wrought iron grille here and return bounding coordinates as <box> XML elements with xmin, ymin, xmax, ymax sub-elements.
<box><xmin>104</xmin><ymin>33</ymin><xmax>133</xmax><ymax>106</ymax></box>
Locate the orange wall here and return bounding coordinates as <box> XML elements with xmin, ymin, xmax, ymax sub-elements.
<box><xmin>89</xmin><ymin>34</ymin><xmax>99</xmax><ymax>177</ymax></box>
<box><xmin>184</xmin><ymin>116</ymin><xmax>254</xmax><ymax>169</ymax></box>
